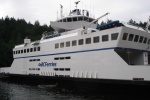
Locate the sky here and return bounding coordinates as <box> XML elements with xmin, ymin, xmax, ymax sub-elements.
<box><xmin>0</xmin><ymin>0</ymin><xmax>149</xmax><ymax>26</ymax></box>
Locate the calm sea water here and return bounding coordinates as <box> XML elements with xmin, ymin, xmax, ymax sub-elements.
<box><xmin>0</xmin><ymin>79</ymin><xmax>149</xmax><ymax>100</ymax></box>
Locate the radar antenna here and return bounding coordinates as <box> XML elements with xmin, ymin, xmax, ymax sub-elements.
<box><xmin>75</xmin><ymin>1</ymin><xmax>80</xmax><ymax>9</ymax></box>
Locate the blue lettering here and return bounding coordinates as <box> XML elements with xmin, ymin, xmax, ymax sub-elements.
<box><xmin>38</xmin><ymin>62</ymin><xmax>57</xmax><ymax>67</ymax></box>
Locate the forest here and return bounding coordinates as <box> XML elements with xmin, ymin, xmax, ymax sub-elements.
<box><xmin>0</xmin><ymin>16</ymin><xmax>53</xmax><ymax>67</ymax></box>
<box><xmin>0</xmin><ymin>16</ymin><xmax>149</xmax><ymax>67</ymax></box>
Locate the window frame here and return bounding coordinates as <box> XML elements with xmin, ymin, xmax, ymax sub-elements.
<box><xmin>66</xmin><ymin>41</ymin><xmax>70</xmax><ymax>47</ymax></box>
<box><xmin>128</xmin><ymin>34</ymin><xmax>134</xmax><ymax>41</ymax></box>
<box><xmin>86</xmin><ymin>38</ymin><xmax>91</xmax><ymax>44</ymax></box>
<box><xmin>55</xmin><ymin>43</ymin><xmax>59</xmax><ymax>49</ymax></box>
<box><xmin>102</xmin><ymin>35</ymin><xmax>109</xmax><ymax>42</ymax></box>
<box><xmin>93</xmin><ymin>36</ymin><xmax>100</xmax><ymax>43</ymax></box>
<box><xmin>78</xmin><ymin>39</ymin><xmax>84</xmax><ymax>45</ymax></box>
<box><xmin>122</xmin><ymin>33</ymin><xmax>128</xmax><ymax>40</ymax></box>
<box><xmin>134</xmin><ymin>35</ymin><xmax>139</xmax><ymax>42</ymax></box>
<box><xmin>72</xmin><ymin>40</ymin><xmax>77</xmax><ymax>46</ymax></box>
<box><xmin>60</xmin><ymin>42</ymin><xmax>64</xmax><ymax>48</ymax></box>
<box><xmin>111</xmin><ymin>33</ymin><xmax>119</xmax><ymax>40</ymax></box>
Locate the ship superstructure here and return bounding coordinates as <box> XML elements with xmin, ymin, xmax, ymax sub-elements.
<box><xmin>1</xmin><ymin>2</ymin><xmax>150</xmax><ymax>87</ymax></box>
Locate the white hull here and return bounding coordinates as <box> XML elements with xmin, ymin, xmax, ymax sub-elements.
<box><xmin>1</xmin><ymin>26</ymin><xmax>150</xmax><ymax>83</ymax></box>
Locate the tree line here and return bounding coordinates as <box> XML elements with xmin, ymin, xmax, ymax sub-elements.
<box><xmin>0</xmin><ymin>16</ymin><xmax>53</xmax><ymax>67</ymax></box>
<box><xmin>0</xmin><ymin>16</ymin><xmax>149</xmax><ymax>67</ymax></box>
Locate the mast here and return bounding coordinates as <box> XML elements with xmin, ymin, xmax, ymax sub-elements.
<box><xmin>60</xmin><ymin>4</ymin><xmax>63</xmax><ymax>19</ymax></box>
<box><xmin>75</xmin><ymin>1</ymin><xmax>80</xmax><ymax>9</ymax></box>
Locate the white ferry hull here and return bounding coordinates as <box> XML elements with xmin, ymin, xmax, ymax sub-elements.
<box><xmin>1</xmin><ymin>23</ymin><xmax>150</xmax><ymax>89</ymax></box>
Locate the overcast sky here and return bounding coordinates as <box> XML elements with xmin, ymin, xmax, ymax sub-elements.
<box><xmin>0</xmin><ymin>0</ymin><xmax>149</xmax><ymax>25</ymax></box>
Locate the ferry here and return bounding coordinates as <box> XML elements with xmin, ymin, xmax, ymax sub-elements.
<box><xmin>0</xmin><ymin>2</ymin><xmax>150</xmax><ymax>89</ymax></box>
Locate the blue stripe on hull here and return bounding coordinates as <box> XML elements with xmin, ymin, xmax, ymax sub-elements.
<box><xmin>14</xmin><ymin>47</ymin><xmax>147</xmax><ymax>59</ymax></box>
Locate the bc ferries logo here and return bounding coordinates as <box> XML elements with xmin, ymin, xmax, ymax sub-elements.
<box><xmin>38</xmin><ymin>62</ymin><xmax>57</xmax><ymax>67</ymax></box>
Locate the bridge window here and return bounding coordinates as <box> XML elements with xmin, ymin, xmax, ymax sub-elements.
<box><xmin>102</xmin><ymin>35</ymin><xmax>109</xmax><ymax>42</ymax></box>
<box><xmin>60</xmin><ymin>42</ymin><xmax>64</xmax><ymax>48</ymax></box>
<box><xmin>143</xmin><ymin>37</ymin><xmax>148</xmax><ymax>44</ymax></box>
<box><xmin>111</xmin><ymin>33</ymin><xmax>119</xmax><ymax>40</ymax></box>
<box><xmin>139</xmin><ymin>36</ymin><xmax>144</xmax><ymax>43</ymax></box>
<box><xmin>72</xmin><ymin>40</ymin><xmax>77</xmax><ymax>46</ymax></box>
<box><xmin>128</xmin><ymin>34</ymin><xmax>134</xmax><ymax>41</ymax></box>
<box><xmin>134</xmin><ymin>35</ymin><xmax>139</xmax><ymax>42</ymax></box>
<box><xmin>84</xmin><ymin>17</ymin><xmax>88</xmax><ymax>21</ymax></box>
<box><xmin>78</xmin><ymin>17</ymin><xmax>83</xmax><ymax>21</ymax></box>
<box><xmin>73</xmin><ymin>17</ymin><xmax>77</xmax><ymax>21</ymax></box>
<box><xmin>93</xmin><ymin>36</ymin><xmax>99</xmax><ymax>43</ymax></box>
<box><xmin>67</xmin><ymin>18</ymin><xmax>72</xmax><ymax>22</ymax></box>
<box><xmin>122</xmin><ymin>33</ymin><xmax>128</xmax><ymax>40</ymax></box>
<box><xmin>63</xmin><ymin>19</ymin><xmax>66</xmax><ymax>22</ymax></box>
<box><xmin>79</xmin><ymin>39</ymin><xmax>84</xmax><ymax>45</ymax></box>
<box><xmin>55</xmin><ymin>43</ymin><xmax>59</xmax><ymax>49</ymax></box>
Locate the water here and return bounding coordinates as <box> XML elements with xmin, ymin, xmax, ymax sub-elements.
<box><xmin>0</xmin><ymin>79</ymin><xmax>149</xmax><ymax>100</ymax></box>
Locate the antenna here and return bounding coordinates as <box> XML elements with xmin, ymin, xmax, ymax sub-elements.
<box><xmin>75</xmin><ymin>1</ymin><xmax>80</xmax><ymax>9</ymax></box>
<box><xmin>60</xmin><ymin>4</ymin><xmax>63</xmax><ymax>19</ymax></box>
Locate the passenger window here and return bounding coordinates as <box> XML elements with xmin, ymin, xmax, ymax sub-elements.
<box><xmin>34</xmin><ymin>47</ymin><xmax>36</xmax><ymax>52</ymax></box>
<box><xmin>30</xmin><ymin>48</ymin><xmax>33</xmax><ymax>52</ymax></box>
<box><xmin>111</xmin><ymin>33</ymin><xmax>119</xmax><ymax>40</ymax></box>
<box><xmin>139</xmin><ymin>36</ymin><xmax>144</xmax><ymax>43</ymax></box>
<box><xmin>128</xmin><ymin>34</ymin><xmax>134</xmax><ymax>41</ymax></box>
<box><xmin>78</xmin><ymin>39</ymin><xmax>84</xmax><ymax>45</ymax></box>
<box><xmin>86</xmin><ymin>38</ymin><xmax>91</xmax><ymax>44</ymax></box>
<box><xmin>37</xmin><ymin>47</ymin><xmax>40</xmax><ymax>51</ymax></box>
<box><xmin>60</xmin><ymin>42</ymin><xmax>64</xmax><ymax>48</ymax></box>
<box><xmin>102</xmin><ymin>35</ymin><xmax>108</xmax><ymax>42</ymax></box>
<box><xmin>13</xmin><ymin>51</ymin><xmax>15</xmax><ymax>54</ymax></box>
<box><xmin>72</xmin><ymin>40</ymin><xmax>77</xmax><ymax>46</ymax></box>
<box><xmin>122</xmin><ymin>33</ymin><xmax>128</xmax><ymax>40</ymax></box>
<box><xmin>21</xmin><ymin>50</ymin><xmax>23</xmax><ymax>53</ymax></box>
<box><xmin>134</xmin><ymin>35</ymin><xmax>139</xmax><ymax>42</ymax></box>
<box><xmin>143</xmin><ymin>37</ymin><xmax>147</xmax><ymax>44</ymax></box>
<box><xmin>27</xmin><ymin>49</ymin><xmax>29</xmax><ymax>53</ymax></box>
<box><xmin>148</xmin><ymin>39</ymin><xmax>150</xmax><ymax>45</ymax></box>
<box><xmin>24</xmin><ymin>49</ymin><xmax>26</xmax><ymax>53</ymax></box>
<box><xmin>55</xmin><ymin>43</ymin><xmax>59</xmax><ymax>49</ymax></box>
<box><xmin>66</xmin><ymin>41</ymin><xmax>70</xmax><ymax>47</ymax></box>
<box><xmin>93</xmin><ymin>36</ymin><xmax>99</xmax><ymax>43</ymax></box>
<box><xmin>18</xmin><ymin>50</ymin><xmax>20</xmax><ymax>54</ymax></box>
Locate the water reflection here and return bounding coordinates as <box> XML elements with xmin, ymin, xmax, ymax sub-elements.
<box><xmin>0</xmin><ymin>79</ymin><xmax>150</xmax><ymax>100</ymax></box>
